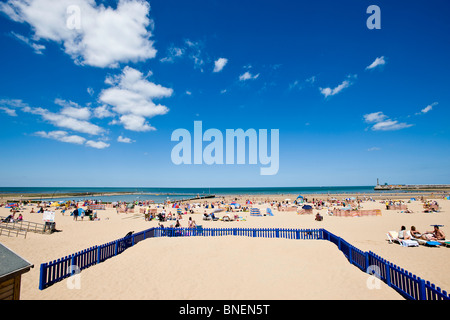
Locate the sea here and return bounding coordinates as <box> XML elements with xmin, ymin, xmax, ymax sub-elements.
<box><xmin>0</xmin><ymin>186</ymin><xmax>417</xmax><ymax>203</ymax></box>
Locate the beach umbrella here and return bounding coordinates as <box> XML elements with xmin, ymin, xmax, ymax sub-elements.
<box><xmin>296</xmin><ymin>195</ymin><xmax>304</xmax><ymax>199</ymax></box>
<box><xmin>50</xmin><ymin>202</ymin><xmax>60</xmax><ymax>207</ymax></box>
<box><xmin>302</xmin><ymin>205</ymin><xmax>312</xmax><ymax>210</ymax></box>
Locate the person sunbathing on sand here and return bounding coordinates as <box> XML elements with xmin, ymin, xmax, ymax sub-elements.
<box><xmin>421</xmin><ymin>226</ymin><xmax>445</xmax><ymax>241</ymax></box>
<box><xmin>410</xmin><ymin>226</ymin><xmax>421</xmax><ymax>238</ymax></box>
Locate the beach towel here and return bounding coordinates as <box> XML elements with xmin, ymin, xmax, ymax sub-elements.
<box><xmin>425</xmin><ymin>241</ymin><xmax>441</xmax><ymax>247</ymax></box>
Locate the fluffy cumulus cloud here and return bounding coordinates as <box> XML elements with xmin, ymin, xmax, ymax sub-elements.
<box><xmin>117</xmin><ymin>135</ymin><xmax>134</xmax><ymax>143</ymax></box>
<box><xmin>1</xmin><ymin>65</ymin><xmax>173</xmax><ymax>147</ymax></box>
<box><xmin>0</xmin><ymin>0</ymin><xmax>157</xmax><ymax>68</ymax></box>
<box><xmin>364</xmin><ymin>111</ymin><xmax>413</xmax><ymax>131</ymax></box>
<box><xmin>366</xmin><ymin>56</ymin><xmax>386</xmax><ymax>70</ymax></box>
<box><xmin>213</xmin><ymin>58</ymin><xmax>228</xmax><ymax>72</ymax></box>
<box><xmin>99</xmin><ymin>66</ymin><xmax>172</xmax><ymax>131</ymax></box>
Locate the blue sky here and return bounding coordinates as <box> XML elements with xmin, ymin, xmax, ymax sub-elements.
<box><xmin>0</xmin><ymin>0</ymin><xmax>449</xmax><ymax>187</ymax></box>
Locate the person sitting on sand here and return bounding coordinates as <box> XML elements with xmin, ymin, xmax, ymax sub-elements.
<box><xmin>315</xmin><ymin>213</ymin><xmax>323</xmax><ymax>221</ymax></box>
<box><xmin>17</xmin><ymin>213</ymin><xmax>23</xmax><ymax>221</ymax></box>
<box><xmin>398</xmin><ymin>226</ymin><xmax>411</xmax><ymax>240</ymax></box>
<box><xmin>188</xmin><ymin>217</ymin><xmax>196</xmax><ymax>228</ymax></box>
<box><xmin>421</xmin><ymin>226</ymin><xmax>445</xmax><ymax>241</ymax></box>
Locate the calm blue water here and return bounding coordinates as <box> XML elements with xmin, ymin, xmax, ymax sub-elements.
<box><xmin>0</xmin><ymin>186</ymin><xmax>408</xmax><ymax>203</ymax></box>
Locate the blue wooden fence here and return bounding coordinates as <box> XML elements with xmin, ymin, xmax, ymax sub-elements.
<box><xmin>38</xmin><ymin>227</ymin><xmax>449</xmax><ymax>300</ymax></box>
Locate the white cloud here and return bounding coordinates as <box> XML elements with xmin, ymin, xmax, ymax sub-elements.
<box><xmin>35</xmin><ymin>130</ymin><xmax>86</xmax><ymax>145</ymax></box>
<box><xmin>0</xmin><ymin>98</ymin><xmax>29</xmax><ymax>109</ymax></box>
<box><xmin>363</xmin><ymin>111</ymin><xmax>388</xmax><ymax>123</ymax></box>
<box><xmin>119</xmin><ymin>114</ymin><xmax>156</xmax><ymax>132</ymax></box>
<box><xmin>99</xmin><ymin>66</ymin><xmax>172</xmax><ymax>131</ymax></box>
<box><xmin>117</xmin><ymin>135</ymin><xmax>134</xmax><ymax>143</ymax></box>
<box><xmin>367</xmin><ymin>147</ymin><xmax>381</xmax><ymax>151</ymax></box>
<box><xmin>159</xmin><ymin>45</ymin><xmax>184</xmax><ymax>63</ymax></box>
<box><xmin>0</xmin><ymin>98</ymin><xmax>28</xmax><ymax>116</ymax></box>
<box><xmin>319</xmin><ymin>75</ymin><xmax>356</xmax><ymax>98</ymax></box>
<box><xmin>213</xmin><ymin>58</ymin><xmax>228</xmax><ymax>72</ymax></box>
<box><xmin>371</xmin><ymin>120</ymin><xmax>413</xmax><ymax>131</ymax></box>
<box><xmin>55</xmin><ymin>98</ymin><xmax>91</xmax><ymax>120</ymax></box>
<box><xmin>35</xmin><ymin>130</ymin><xmax>110</xmax><ymax>149</ymax></box>
<box><xmin>239</xmin><ymin>71</ymin><xmax>259</xmax><ymax>81</ymax></box>
<box><xmin>23</xmin><ymin>105</ymin><xmax>103</xmax><ymax>135</ymax></box>
<box><xmin>306</xmin><ymin>76</ymin><xmax>316</xmax><ymax>84</ymax></box>
<box><xmin>1</xmin><ymin>0</ymin><xmax>157</xmax><ymax>68</ymax></box>
<box><xmin>366</xmin><ymin>56</ymin><xmax>386</xmax><ymax>70</ymax></box>
<box><xmin>364</xmin><ymin>111</ymin><xmax>413</xmax><ymax>131</ymax></box>
<box><xmin>10</xmin><ymin>31</ymin><xmax>45</xmax><ymax>54</ymax></box>
<box><xmin>416</xmin><ymin>102</ymin><xmax>438</xmax><ymax>115</ymax></box>
<box><xmin>85</xmin><ymin>140</ymin><xmax>109</xmax><ymax>149</ymax></box>
<box><xmin>0</xmin><ymin>106</ymin><xmax>18</xmax><ymax>116</ymax></box>
<box><xmin>159</xmin><ymin>39</ymin><xmax>210</xmax><ymax>71</ymax></box>
<box><xmin>93</xmin><ymin>105</ymin><xmax>114</xmax><ymax>118</ymax></box>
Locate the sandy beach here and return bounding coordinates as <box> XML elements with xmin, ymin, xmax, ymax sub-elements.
<box><xmin>1</xmin><ymin>193</ymin><xmax>449</xmax><ymax>300</ymax></box>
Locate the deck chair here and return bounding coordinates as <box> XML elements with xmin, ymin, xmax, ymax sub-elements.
<box><xmin>386</xmin><ymin>231</ymin><xmax>419</xmax><ymax>247</ymax></box>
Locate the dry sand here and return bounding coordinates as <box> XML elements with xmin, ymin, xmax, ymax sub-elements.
<box><xmin>1</xmin><ymin>194</ymin><xmax>449</xmax><ymax>300</ymax></box>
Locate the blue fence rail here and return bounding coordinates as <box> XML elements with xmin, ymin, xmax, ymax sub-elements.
<box><xmin>38</xmin><ymin>227</ymin><xmax>449</xmax><ymax>300</ymax></box>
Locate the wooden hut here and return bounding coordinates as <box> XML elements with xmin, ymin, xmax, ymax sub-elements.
<box><xmin>0</xmin><ymin>243</ymin><xmax>33</xmax><ymax>300</ymax></box>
